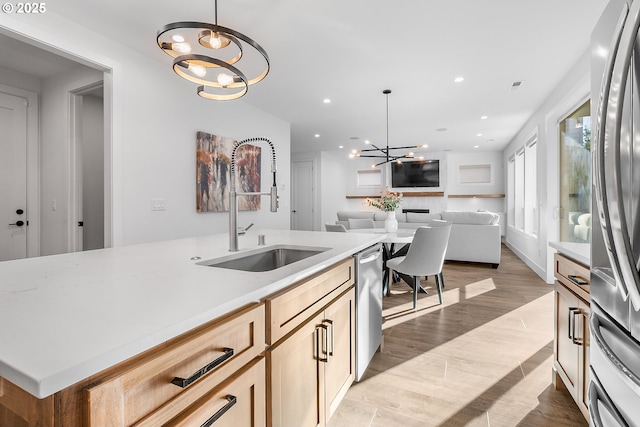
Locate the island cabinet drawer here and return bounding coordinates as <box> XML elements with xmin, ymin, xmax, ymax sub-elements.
<box><xmin>265</xmin><ymin>257</ymin><xmax>354</xmax><ymax>345</ymax></box>
<box><xmin>85</xmin><ymin>303</ymin><xmax>265</xmax><ymax>427</ymax></box>
<box><xmin>554</xmin><ymin>253</ymin><xmax>590</xmax><ymax>302</ymax></box>
<box><xmin>164</xmin><ymin>356</ymin><xmax>265</xmax><ymax>427</ymax></box>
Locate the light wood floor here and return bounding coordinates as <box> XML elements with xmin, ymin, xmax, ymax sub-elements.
<box><xmin>328</xmin><ymin>244</ymin><xmax>588</xmax><ymax>427</ymax></box>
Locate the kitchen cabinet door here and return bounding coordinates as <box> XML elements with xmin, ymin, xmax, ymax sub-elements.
<box><xmin>269</xmin><ymin>310</ymin><xmax>325</xmax><ymax>427</ymax></box>
<box><xmin>323</xmin><ymin>289</ymin><xmax>355</xmax><ymax>419</ymax></box>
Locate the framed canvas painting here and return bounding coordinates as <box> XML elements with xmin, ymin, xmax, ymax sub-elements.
<box><xmin>196</xmin><ymin>131</ymin><xmax>261</xmax><ymax>212</ymax></box>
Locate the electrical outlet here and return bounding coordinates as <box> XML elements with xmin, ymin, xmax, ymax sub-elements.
<box><xmin>151</xmin><ymin>199</ymin><xmax>166</xmax><ymax>211</ymax></box>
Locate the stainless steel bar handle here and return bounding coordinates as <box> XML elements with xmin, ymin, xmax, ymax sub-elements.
<box><xmin>316</xmin><ymin>324</ymin><xmax>329</xmax><ymax>363</ymax></box>
<box><xmin>571</xmin><ymin>309</ymin><xmax>582</xmax><ymax>346</ymax></box>
<box><xmin>568</xmin><ymin>307</ymin><xmax>577</xmax><ymax>340</ymax></box>
<box><xmin>171</xmin><ymin>347</ymin><xmax>234</xmax><ymax>388</ymax></box>
<box><xmin>595</xmin><ymin>1</ymin><xmax>632</xmax><ymax>304</ymax></box>
<box><xmin>200</xmin><ymin>395</ymin><xmax>237</xmax><ymax>427</ymax></box>
<box><xmin>590</xmin><ymin>310</ymin><xmax>640</xmax><ymax>388</ymax></box>
<box><xmin>588</xmin><ymin>368</ymin><xmax>628</xmax><ymax>427</ymax></box>
<box><xmin>603</xmin><ymin>0</ymin><xmax>640</xmax><ymax>310</ymax></box>
<box><xmin>324</xmin><ymin>319</ymin><xmax>335</xmax><ymax>357</ymax></box>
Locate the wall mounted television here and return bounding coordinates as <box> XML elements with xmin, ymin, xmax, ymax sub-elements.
<box><xmin>391</xmin><ymin>160</ymin><xmax>440</xmax><ymax>188</ymax></box>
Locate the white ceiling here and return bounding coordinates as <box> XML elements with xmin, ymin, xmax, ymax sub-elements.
<box><xmin>1</xmin><ymin>0</ymin><xmax>608</xmax><ymax>155</ymax></box>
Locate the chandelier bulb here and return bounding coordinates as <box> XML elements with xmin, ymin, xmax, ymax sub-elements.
<box><xmin>209</xmin><ymin>31</ymin><xmax>222</xmax><ymax>49</ymax></box>
<box><xmin>188</xmin><ymin>63</ymin><xmax>207</xmax><ymax>77</ymax></box>
<box><xmin>217</xmin><ymin>72</ymin><xmax>235</xmax><ymax>87</ymax></box>
<box><xmin>172</xmin><ymin>42</ymin><xmax>192</xmax><ymax>54</ymax></box>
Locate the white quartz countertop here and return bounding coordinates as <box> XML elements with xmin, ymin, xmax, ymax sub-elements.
<box><xmin>549</xmin><ymin>241</ymin><xmax>590</xmax><ymax>266</ymax></box>
<box><xmin>0</xmin><ymin>229</ymin><xmax>383</xmax><ymax>398</ymax></box>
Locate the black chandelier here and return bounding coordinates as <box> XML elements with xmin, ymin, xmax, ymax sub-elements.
<box><xmin>156</xmin><ymin>0</ymin><xmax>270</xmax><ymax>101</ymax></box>
<box><xmin>351</xmin><ymin>89</ymin><xmax>425</xmax><ymax>167</ymax></box>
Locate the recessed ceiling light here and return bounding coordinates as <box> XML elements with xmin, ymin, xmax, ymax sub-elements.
<box><xmin>481</xmin><ymin>115</ymin><xmax>488</xmax><ymax>120</ymax></box>
<box><xmin>314</xmin><ymin>134</ymin><xmax>320</xmax><ymax>138</ymax></box>
<box><xmin>323</xmin><ymin>98</ymin><xmax>331</xmax><ymax>104</ymax></box>
<box><xmin>436</xmin><ymin>128</ymin><xmax>448</xmax><ymax>132</ymax></box>
<box><xmin>477</xmin><ymin>133</ymin><xmax>483</xmax><ymax>137</ymax></box>
<box><xmin>454</xmin><ymin>77</ymin><xmax>464</xmax><ymax>83</ymax></box>
<box><xmin>339</xmin><ymin>145</ymin><xmax>343</xmax><ymax>149</ymax></box>
<box><xmin>474</xmin><ymin>145</ymin><xmax>480</xmax><ymax>148</ymax></box>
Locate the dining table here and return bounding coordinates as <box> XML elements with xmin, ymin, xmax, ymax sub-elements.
<box><xmin>347</xmin><ymin>228</ymin><xmax>417</xmax><ymax>296</ymax></box>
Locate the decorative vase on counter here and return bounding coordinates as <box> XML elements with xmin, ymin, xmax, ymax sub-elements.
<box><xmin>385</xmin><ymin>211</ymin><xmax>398</xmax><ymax>232</ymax></box>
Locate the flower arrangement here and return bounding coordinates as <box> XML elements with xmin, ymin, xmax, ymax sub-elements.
<box><xmin>367</xmin><ymin>187</ymin><xmax>403</xmax><ymax>211</ymax></box>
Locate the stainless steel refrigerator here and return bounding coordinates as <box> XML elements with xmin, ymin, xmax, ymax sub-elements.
<box><xmin>591</xmin><ymin>0</ymin><xmax>640</xmax><ymax>424</ymax></box>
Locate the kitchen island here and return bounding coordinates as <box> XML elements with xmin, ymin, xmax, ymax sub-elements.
<box><xmin>0</xmin><ymin>229</ymin><xmax>382</xmax><ymax>411</ymax></box>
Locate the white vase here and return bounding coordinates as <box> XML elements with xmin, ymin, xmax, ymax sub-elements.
<box><xmin>385</xmin><ymin>210</ymin><xmax>398</xmax><ymax>232</ymax></box>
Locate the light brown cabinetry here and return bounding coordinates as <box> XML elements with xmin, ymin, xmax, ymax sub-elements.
<box><xmin>553</xmin><ymin>253</ymin><xmax>590</xmax><ymax>421</ymax></box>
<box><xmin>266</xmin><ymin>258</ymin><xmax>355</xmax><ymax>427</ymax></box>
<box><xmin>1</xmin><ymin>302</ymin><xmax>266</xmax><ymax>427</ymax></box>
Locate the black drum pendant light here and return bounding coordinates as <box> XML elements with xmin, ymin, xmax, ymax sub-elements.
<box><xmin>157</xmin><ymin>0</ymin><xmax>270</xmax><ymax>101</ymax></box>
<box><xmin>351</xmin><ymin>90</ymin><xmax>426</xmax><ymax>166</ymax></box>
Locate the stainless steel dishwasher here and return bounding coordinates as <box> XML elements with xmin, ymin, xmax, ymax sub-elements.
<box><xmin>354</xmin><ymin>243</ymin><xmax>383</xmax><ymax>381</ymax></box>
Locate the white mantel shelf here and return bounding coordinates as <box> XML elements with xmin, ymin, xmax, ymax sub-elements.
<box><xmin>0</xmin><ymin>229</ymin><xmax>383</xmax><ymax>399</ymax></box>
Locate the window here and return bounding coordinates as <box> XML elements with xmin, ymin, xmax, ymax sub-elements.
<box><xmin>559</xmin><ymin>100</ymin><xmax>591</xmax><ymax>243</ymax></box>
<box><xmin>507</xmin><ymin>156</ymin><xmax>515</xmax><ymax>227</ymax></box>
<box><xmin>524</xmin><ymin>138</ymin><xmax>537</xmax><ymax>235</ymax></box>
<box><xmin>508</xmin><ymin>134</ymin><xmax>538</xmax><ymax>236</ymax></box>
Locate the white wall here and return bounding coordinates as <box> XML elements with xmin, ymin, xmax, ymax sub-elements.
<box><xmin>320</xmin><ymin>151</ymin><xmax>348</xmax><ymax>227</ymax></box>
<box><xmin>40</xmin><ymin>66</ymin><xmax>103</xmax><ymax>255</ymax></box>
<box><xmin>503</xmin><ymin>50</ymin><xmax>590</xmax><ymax>283</ymax></box>
<box><xmin>0</xmin><ymin>65</ymin><xmax>40</xmax><ymax>93</ymax></box>
<box><xmin>0</xmin><ymin>10</ymin><xmax>291</xmax><ymax>252</ymax></box>
<box><xmin>337</xmin><ymin>150</ymin><xmax>504</xmax><ymax>214</ymax></box>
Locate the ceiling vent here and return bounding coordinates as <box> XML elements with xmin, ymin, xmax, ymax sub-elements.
<box><xmin>510</xmin><ymin>81</ymin><xmax>524</xmax><ymax>91</ymax></box>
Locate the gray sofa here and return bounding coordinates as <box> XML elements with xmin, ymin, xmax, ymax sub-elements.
<box><xmin>336</xmin><ymin>210</ymin><xmax>501</xmax><ymax>267</ymax></box>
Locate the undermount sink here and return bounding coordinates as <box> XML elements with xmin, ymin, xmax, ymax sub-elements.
<box><xmin>197</xmin><ymin>245</ymin><xmax>330</xmax><ymax>272</ymax></box>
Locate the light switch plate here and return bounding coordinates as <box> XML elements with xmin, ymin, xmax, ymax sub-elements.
<box><xmin>151</xmin><ymin>199</ymin><xmax>166</xmax><ymax>211</ymax></box>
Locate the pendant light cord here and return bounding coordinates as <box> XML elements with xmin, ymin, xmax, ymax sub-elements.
<box><xmin>386</xmin><ymin>91</ymin><xmax>390</xmax><ymax>163</ymax></box>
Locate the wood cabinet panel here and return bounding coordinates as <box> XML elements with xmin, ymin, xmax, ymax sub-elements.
<box><xmin>553</xmin><ymin>253</ymin><xmax>590</xmax><ymax>421</ymax></box>
<box><xmin>165</xmin><ymin>357</ymin><xmax>265</xmax><ymax>427</ymax></box>
<box><xmin>268</xmin><ymin>286</ymin><xmax>355</xmax><ymax>427</ymax></box>
<box><xmin>323</xmin><ymin>290</ymin><xmax>355</xmax><ymax>419</ymax></box>
<box><xmin>85</xmin><ymin>303</ymin><xmax>265</xmax><ymax>427</ymax></box>
<box><xmin>266</xmin><ymin>258</ymin><xmax>354</xmax><ymax>345</ymax></box>
<box><xmin>269</xmin><ymin>310</ymin><xmax>325</xmax><ymax>427</ymax></box>
<box><xmin>554</xmin><ymin>253</ymin><xmax>590</xmax><ymax>300</ymax></box>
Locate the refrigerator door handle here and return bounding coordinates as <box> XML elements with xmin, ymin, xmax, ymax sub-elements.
<box><xmin>589</xmin><ymin>368</ymin><xmax>629</xmax><ymax>427</ymax></box>
<box><xmin>600</xmin><ymin>0</ymin><xmax>640</xmax><ymax>310</ymax></box>
<box><xmin>590</xmin><ymin>310</ymin><xmax>640</xmax><ymax>388</ymax></box>
<box><xmin>594</xmin><ymin>1</ymin><xmax>628</xmax><ymax>258</ymax></box>
<box><xmin>594</xmin><ymin>1</ymin><xmax>629</xmax><ymax>299</ymax></box>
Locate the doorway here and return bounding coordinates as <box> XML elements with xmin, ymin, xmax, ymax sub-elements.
<box><xmin>70</xmin><ymin>83</ymin><xmax>105</xmax><ymax>251</ymax></box>
<box><xmin>291</xmin><ymin>160</ymin><xmax>314</xmax><ymax>230</ymax></box>
<box><xmin>0</xmin><ymin>32</ymin><xmax>112</xmax><ymax>259</ymax></box>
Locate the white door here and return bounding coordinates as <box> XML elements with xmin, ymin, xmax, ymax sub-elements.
<box><xmin>291</xmin><ymin>160</ymin><xmax>314</xmax><ymax>230</ymax></box>
<box><xmin>0</xmin><ymin>92</ymin><xmax>28</xmax><ymax>261</ymax></box>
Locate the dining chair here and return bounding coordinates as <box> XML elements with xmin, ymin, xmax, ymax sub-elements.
<box><xmin>347</xmin><ymin>218</ymin><xmax>375</xmax><ymax>229</ymax></box>
<box><xmin>426</xmin><ymin>219</ymin><xmax>451</xmax><ymax>288</ymax></box>
<box><xmin>386</xmin><ymin>225</ymin><xmax>451</xmax><ymax>309</ymax></box>
<box><xmin>325</xmin><ymin>223</ymin><xmax>347</xmax><ymax>232</ymax></box>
